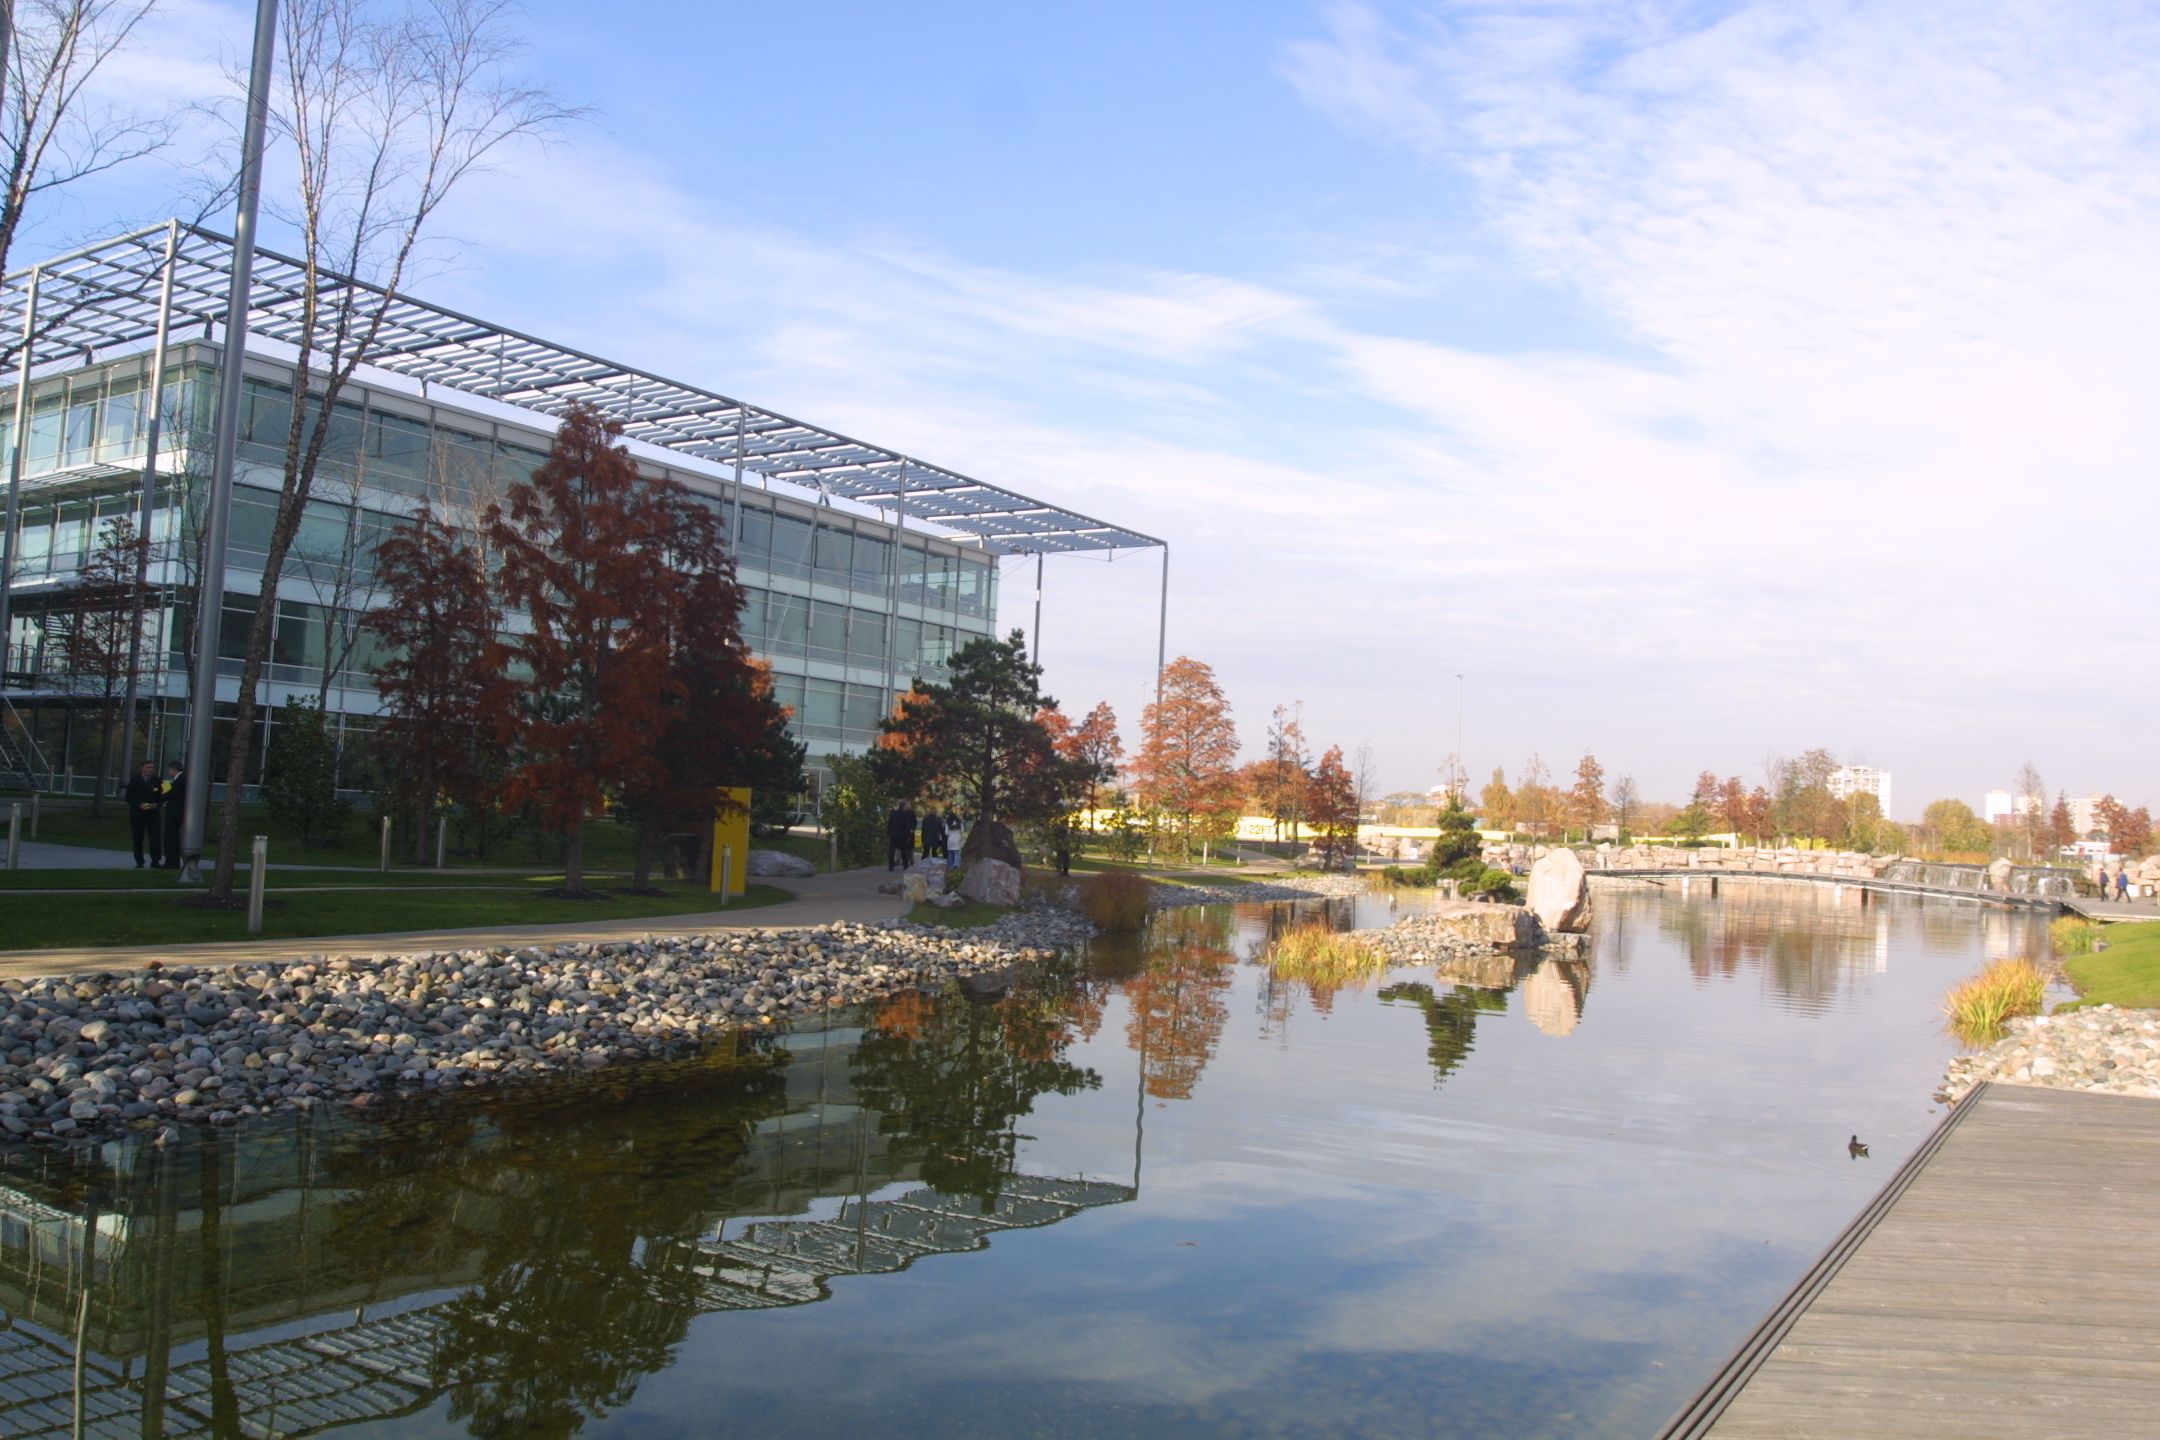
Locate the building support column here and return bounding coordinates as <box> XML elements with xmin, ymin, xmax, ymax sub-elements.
<box><xmin>120</xmin><ymin>220</ymin><xmax>181</xmax><ymax>779</ymax></box>
<box><xmin>730</xmin><ymin>410</ymin><xmax>745</xmax><ymax>553</ymax></box>
<box><xmin>1031</xmin><ymin>549</ymin><xmax>1044</xmax><ymax>667</ymax></box>
<box><xmin>179</xmin><ymin>0</ymin><xmax>278</xmax><ymax>881</ymax></box>
<box><xmin>0</xmin><ymin>264</ymin><xmax>41</xmax><ymax>680</ymax></box>
<box><xmin>882</xmin><ymin>467</ymin><xmax>905</xmax><ymax>716</ymax></box>
<box><xmin>1155</xmin><ymin>542</ymin><xmax>1169</xmax><ymax>709</ymax></box>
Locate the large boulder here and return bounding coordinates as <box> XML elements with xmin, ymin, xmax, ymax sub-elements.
<box><xmin>745</xmin><ymin>849</ymin><xmax>816</xmax><ymax>878</ymax></box>
<box><xmin>905</xmin><ymin>856</ymin><xmax>952</xmax><ymax>892</ymax></box>
<box><xmin>957</xmin><ymin>857</ymin><xmax>1022</xmax><ymax>907</ymax></box>
<box><xmin>962</xmin><ymin>819</ymin><xmax>1025</xmax><ymax>872</ymax></box>
<box><xmin>1423</xmin><ymin>901</ymin><xmax>1545</xmax><ymax>950</ymax></box>
<box><xmin>1526</xmin><ymin>847</ymin><xmax>1591</xmax><ymax>934</ymax></box>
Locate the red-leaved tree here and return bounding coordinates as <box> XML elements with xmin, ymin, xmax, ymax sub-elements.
<box><xmin>487</xmin><ymin>404</ymin><xmax>678</xmax><ymax>896</ymax></box>
<box><xmin>365</xmin><ymin>505</ymin><xmax>512</xmax><ymax>863</ymax></box>
<box><xmin>1307</xmin><ymin>744</ymin><xmax>1359</xmax><ymax>867</ymax></box>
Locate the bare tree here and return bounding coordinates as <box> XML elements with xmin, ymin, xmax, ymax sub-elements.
<box><xmin>2013</xmin><ymin>760</ymin><xmax>2046</xmax><ymax>862</ymax></box>
<box><xmin>1</xmin><ymin>0</ymin><xmax>169</xmax><ymax>277</ymax></box>
<box><xmin>204</xmin><ymin>0</ymin><xmax>575</xmax><ymax>897</ymax></box>
<box><xmin>1611</xmin><ymin>774</ymin><xmax>1639</xmax><ymax>834</ymax></box>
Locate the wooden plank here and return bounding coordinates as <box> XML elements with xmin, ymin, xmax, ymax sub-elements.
<box><xmin>1669</xmin><ymin>1083</ymin><xmax>2160</xmax><ymax>1439</ymax></box>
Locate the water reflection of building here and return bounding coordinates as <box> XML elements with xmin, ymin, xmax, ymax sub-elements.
<box><xmin>0</xmin><ymin>995</ymin><xmax>1132</xmax><ymax>1439</ymax></box>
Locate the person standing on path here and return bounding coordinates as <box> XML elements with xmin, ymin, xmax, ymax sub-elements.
<box><xmin>921</xmin><ymin>810</ymin><xmax>947</xmax><ymax>861</ymax></box>
<box><xmin>124</xmin><ymin>761</ymin><xmax>164</xmax><ymax>868</ymax></box>
<box><xmin>159</xmin><ymin>761</ymin><xmax>186</xmax><ymax>869</ymax></box>
<box><xmin>2117</xmin><ymin>870</ymin><xmax>2132</xmax><ymax>902</ymax></box>
<box><xmin>887</xmin><ymin>802</ymin><xmax>917</xmax><ymax>871</ymax></box>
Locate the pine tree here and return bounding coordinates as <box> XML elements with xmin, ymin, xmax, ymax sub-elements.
<box><xmin>261</xmin><ymin>695</ymin><xmax>348</xmax><ymax>850</ymax></box>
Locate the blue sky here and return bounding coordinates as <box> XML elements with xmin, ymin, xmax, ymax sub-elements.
<box><xmin>25</xmin><ymin>0</ymin><xmax>2160</xmax><ymax>817</ymax></box>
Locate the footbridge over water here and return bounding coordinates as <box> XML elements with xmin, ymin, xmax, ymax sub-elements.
<box><xmin>1576</xmin><ymin>850</ymin><xmax>2078</xmax><ymax>912</ymax></box>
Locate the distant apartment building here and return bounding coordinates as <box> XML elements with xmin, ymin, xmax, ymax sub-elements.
<box><xmin>1983</xmin><ymin>790</ymin><xmax>2039</xmax><ymax>825</ymax></box>
<box><xmin>1828</xmin><ymin>765</ymin><xmax>1892</xmax><ymax>821</ymax></box>
<box><xmin>2066</xmin><ymin>796</ymin><xmax>2107</xmax><ymax>838</ymax></box>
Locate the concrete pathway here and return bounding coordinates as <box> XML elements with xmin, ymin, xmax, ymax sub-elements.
<box><xmin>5</xmin><ymin>839</ymin><xmax>142</xmax><ymax>870</ymax></box>
<box><xmin>2062</xmin><ymin>894</ymin><xmax>2160</xmax><ymax>923</ymax></box>
<box><xmin>0</xmin><ymin>866</ymin><xmax>908</xmax><ymax>981</ymax></box>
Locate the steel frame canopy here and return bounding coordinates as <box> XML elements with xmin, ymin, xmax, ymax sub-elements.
<box><xmin>0</xmin><ymin>220</ymin><xmax>1162</xmax><ymax>557</ymax></box>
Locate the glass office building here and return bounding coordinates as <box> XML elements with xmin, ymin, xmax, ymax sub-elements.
<box><xmin>0</xmin><ymin>224</ymin><xmax>1160</xmax><ymax>798</ymax></box>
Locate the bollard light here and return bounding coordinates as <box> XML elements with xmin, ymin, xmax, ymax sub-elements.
<box><xmin>247</xmin><ymin>834</ymin><xmax>267</xmax><ymax>934</ymax></box>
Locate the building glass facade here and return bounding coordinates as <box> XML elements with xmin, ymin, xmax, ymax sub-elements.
<box><xmin>0</xmin><ymin>343</ymin><xmax>1000</xmax><ymax>796</ymax></box>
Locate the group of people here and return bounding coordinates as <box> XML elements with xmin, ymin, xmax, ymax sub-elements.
<box><xmin>121</xmin><ymin>760</ymin><xmax>189</xmax><ymax>869</ymax></box>
<box><xmin>886</xmin><ymin>802</ymin><xmax>964</xmax><ymax>870</ymax></box>
<box><xmin>2094</xmin><ymin>863</ymin><xmax>2137</xmax><ymax>903</ymax></box>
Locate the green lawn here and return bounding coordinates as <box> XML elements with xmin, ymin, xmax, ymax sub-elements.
<box><xmin>905</xmin><ymin>900</ymin><xmax>1006</xmax><ymax>929</ymax></box>
<box><xmin>2062</xmin><ymin>923</ymin><xmax>2160</xmax><ymax>1010</ymax></box>
<box><xmin>5</xmin><ymin>798</ymin><xmax>834</xmax><ymax>873</ymax></box>
<box><xmin>0</xmin><ymin>882</ymin><xmax>790</xmax><ymax>952</ymax></box>
<box><xmin>0</xmin><ymin>867</ymin><xmax>601</xmax><ymax>892</ymax></box>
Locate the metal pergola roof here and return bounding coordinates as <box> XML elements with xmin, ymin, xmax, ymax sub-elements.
<box><xmin>0</xmin><ymin>221</ymin><xmax>1161</xmax><ymax>556</ymax></box>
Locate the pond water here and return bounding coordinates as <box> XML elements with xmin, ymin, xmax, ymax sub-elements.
<box><xmin>0</xmin><ymin>883</ymin><xmax>2050</xmax><ymax>1440</ymax></box>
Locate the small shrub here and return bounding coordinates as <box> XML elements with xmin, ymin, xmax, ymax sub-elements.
<box><xmin>1268</xmin><ymin>922</ymin><xmax>1391</xmax><ymax>987</ymax></box>
<box><xmin>1081</xmin><ymin>871</ymin><xmax>1153</xmax><ymax>930</ymax></box>
<box><xmin>1376</xmin><ymin>865</ymin><xmax>1434</xmax><ymax>889</ymax></box>
<box><xmin>1943</xmin><ymin>957</ymin><xmax>2047</xmax><ymax>1044</ymax></box>
<box><xmin>2050</xmin><ymin>917</ymin><xmax>2100</xmax><ymax>958</ymax></box>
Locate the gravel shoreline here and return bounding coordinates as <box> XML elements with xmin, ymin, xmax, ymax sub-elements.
<box><xmin>1937</xmin><ymin>1006</ymin><xmax>2160</xmax><ymax>1104</ymax></box>
<box><xmin>0</xmin><ymin>920</ymin><xmax>1075</xmax><ymax>1145</ymax></box>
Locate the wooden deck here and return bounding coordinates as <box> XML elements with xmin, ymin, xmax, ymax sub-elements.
<box><xmin>1662</xmin><ymin>1083</ymin><xmax>2160</xmax><ymax>1439</ymax></box>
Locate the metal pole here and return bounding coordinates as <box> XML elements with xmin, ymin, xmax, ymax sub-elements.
<box><xmin>1154</xmin><ymin>543</ymin><xmax>1168</xmax><ymax>709</ymax></box>
<box><xmin>1456</xmin><ymin>672</ymin><xmax>1465</xmax><ymax>797</ymax></box>
<box><xmin>27</xmin><ymin>791</ymin><xmax>36</xmax><ymax>836</ymax></box>
<box><xmin>1031</xmin><ymin>550</ymin><xmax>1043</xmax><ymax>667</ymax></box>
<box><xmin>730</xmin><ymin>410</ymin><xmax>745</xmax><ymax>553</ymax></box>
<box><xmin>0</xmin><ymin>264</ymin><xmax>40</xmax><ymax>677</ymax></box>
<box><xmin>883</xmin><ymin>467</ymin><xmax>904</xmax><ymax>709</ymax></box>
<box><xmin>435</xmin><ymin>813</ymin><xmax>447</xmax><ymax>869</ymax></box>
<box><xmin>722</xmin><ymin>843</ymin><xmax>734</xmax><ymax>903</ymax></box>
<box><xmin>5</xmin><ymin>801</ymin><xmax>18</xmax><ymax>869</ymax></box>
<box><xmin>120</xmin><ymin>221</ymin><xmax>182</xmax><ymax>782</ymax></box>
<box><xmin>178</xmin><ymin>0</ymin><xmax>277</xmax><ymax>883</ymax></box>
<box><xmin>246</xmin><ymin>834</ymin><xmax>266</xmax><ymax>933</ymax></box>
<box><xmin>378</xmin><ymin>813</ymin><xmax>390</xmax><ymax>872</ymax></box>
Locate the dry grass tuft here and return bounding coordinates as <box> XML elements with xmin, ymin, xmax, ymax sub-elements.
<box><xmin>1943</xmin><ymin>957</ymin><xmax>2047</xmax><ymax>1045</ymax></box>
<box><xmin>2050</xmin><ymin>916</ymin><xmax>2100</xmax><ymax>958</ymax></box>
<box><xmin>1080</xmin><ymin>871</ymin><xmax>1154</xmax><ymax>931</ymax></box>
<box><xmin>1267</xmin><ymin>922</ymin><xmax>1391</xmax><ymax>987</ymax></box>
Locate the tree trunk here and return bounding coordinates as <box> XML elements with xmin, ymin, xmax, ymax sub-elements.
<box><xmin>564</xmin><ymin>818</ymin><xmax>587</xmax><ymax>895</ymax></box>
<box><xmin>632</xmin><ymin>821</ymin><xmax>657</xmax><ymax>892</ymax></box>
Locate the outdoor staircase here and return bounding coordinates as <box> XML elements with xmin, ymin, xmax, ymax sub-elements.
<box><xmin>0</xmin><ymin>694</ymin><xmax>51</xmax><ymax>790</ymax></box>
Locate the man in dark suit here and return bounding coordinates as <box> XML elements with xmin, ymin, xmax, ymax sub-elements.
<box><xmin>887</xmin><ymin>802</ymin><xmax>917</xmax><ymax>871</ymax></box>
<box><xmin>124</xmin><ymin>761</ymin><xmax>163</xmax><ymax>868</ymax></box>
<box><xmin>159</xmin><ymin>761</ymin><xmax>186</xmax><ymax>868</ymax></box>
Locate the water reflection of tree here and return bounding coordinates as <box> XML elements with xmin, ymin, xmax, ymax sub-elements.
<box><xmin>1378</xmin><ymin>982</ymin><xmax>1509</xmax><ymax>1086</ymax></box>
<box><xmin>317</xmin><ymin>1044</ymin><xmax>795</xmax><ymax>1439</ymax></box>
<box><xmin>1124</xmin><ymin>909</ymin><xmax>1237</xmax><ymax>1100</ymax></box>
<box><xmin>853</xmin><ymin>972</ymin><xmax>1102</xmax><ymax>1210</ymax></box>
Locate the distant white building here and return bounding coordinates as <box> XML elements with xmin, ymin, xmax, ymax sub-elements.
<box><xmin>1829</xmin><ymin>765</ymin><xmax>1893</xmax><ymax>820</ymax></box>
<box><xmin>1983</xmin><ymin>789</ymin><xmax>2037</xmax><ymax>824</ymax></box>
<box><xmin>2067</xmin><ymin>796</ymin><xmax>2108</xmax><ymax>838</ymax></box>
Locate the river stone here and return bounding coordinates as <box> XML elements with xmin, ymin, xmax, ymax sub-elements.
<box><xmin>1526</xmin><ymin>848</ymin><xmax>1591</xmax><ymax>934</ymax></box>
<box><xmin>958</xmin><ymin>858</ymin><xmax>1023</xmax><ymax>908</ymax></box>
<box><xmin>745</xmin><ymin>849</ymin><xmax>816</xmax><ymax>879</ymax></box>
<box><xmin>902</xmin><ymin>872</ymin><xmax>932</xmax><ymax>903</ymax></box>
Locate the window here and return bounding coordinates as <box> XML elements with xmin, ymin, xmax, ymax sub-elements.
<box><xmin>764</xmin><ymin>594</ymin><xmax>808</xmax><ymax>654</ymax></box>
<box><xmin>52</xmin><ymin>501</ymin><xmax>89</xmax><ymax>565</ymax></box>
<box><xmin>803</xmin><ymin>678</ymin><xmax>844</xmax><ymax>734</ymax></box>
<box><xmin>17</xmin><ymin>505</ymin><xmax>51</xmax><ymax>569</ymax></box>
<box><xmin>769</xmin><ymin>514</ymin><xmax>813</xmax><ymax>577</ymax></box>
<box><xmin>737</xmin><ymin>506</ymin><xmax>772</xmax><ymax>564</ymax></box>
<box><xmin>813</xmin><ymin>522</ymin><xmax>852</xmax><ymax>586</ymax></box>
<box><xmin>101</xmin><ymin>381</ymin><xmax>143</xmax><ymax>453</ymax></box>
<box><xmin>63</xmin><ymin>386</ymin><xmax>98</xmax><ymax>459</ymax></box>
<box><xmin>274</xmin><ymin>601</ymin><xmax>325</xmax><ymax>671</ymax></box>
<box><xmin>366</xmin><ymin>412</ymin><xmax>430</xmax><ymax>482</ymax></box>
<box><xmin>808</xmin><ymin>601</ymin><xmax>846</xmax><ymax>660</ymax></box>
<box><xmin>230</xmin><ymin>487</ymin><xmax>279</xmax><ymax>555</ymax></box>
<box><xmin>738</xmin><ymin>587</ymin><xmax>768</xmax><ymax>643</ymax></box>
<box><xmin>27</xmin><ymin>394</ymin><xmax>61</xmax><ymax>468</ymax></box>
<box><xmin>852</xmin><ymin>533</ymin><xmax>890</xmax><ymax>593</ymax></box>
<box><xmin>842</xmin><ymin>684</ymin><xmax>881</xmax><ymax>736</ymax></box>
<box><xmin>895</xmin><ymin>617</ymin><xmax>922</xmax><ymax>674</ymax></box>
<box><xmin>767</xmin><ymin>671</ymin><xmax>805</xmax><ymax>720</ymax></box>
<box><xmin>240</xmin><ymin>382</ymin><xmax>292</xmax><ymax>451</ymax></box>
<box><xmin>847</xmin><ymin>609</ymin><xmax>886</xmax><ymax>664</ymax></box>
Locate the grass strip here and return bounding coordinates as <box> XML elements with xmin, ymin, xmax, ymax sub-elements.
<box><xmin>2061</xmin><ymin>921</ymin><xmax>2160</xmax><ymax>1010</ymax></box>
<box><xmin>0</xmin><ymin>883</ymin><xmax>789</xmax><ymax>952</ymax></box>
<box><xmin>0</xmin><ymin>867</ymin><xmax>610</xmax><ymax>892</ymax></box>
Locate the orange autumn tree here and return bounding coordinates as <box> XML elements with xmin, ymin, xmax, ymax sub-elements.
<box><xmin>1132</xmin><ymin>656</ymin><xmax>1240</xmax><ymax>858</ymax></box>
<box><xmin>1306</xmin><ymin>744</ymin><xmax>1359</xmax><ymax>868</ymax></box>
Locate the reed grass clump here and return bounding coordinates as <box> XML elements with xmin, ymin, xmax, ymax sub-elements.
<box><xmin>1943</xmin><ymin>957</ymin><xmax>2047</xmax><ymax>1044</ymax></box>
<box><xmin>1080</xmin><ymin>871</ymin><xmax>1154</xmax><ymax>931</ymax></box>
<box><xmin>2050</xmin><ymin>916</ymin><xmax>2100</xmax><ymax>958</ymax></box>
<box><xmin>1267</xmin><ymin>922</ymin><xmax>1391</xmax><ymax>986</ymax></box>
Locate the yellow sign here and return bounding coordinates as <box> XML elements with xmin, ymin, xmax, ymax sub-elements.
<box><xmin>710</xmin><ymin>788</ymin><xmax>751</xmax><ymax>897</ymax></box>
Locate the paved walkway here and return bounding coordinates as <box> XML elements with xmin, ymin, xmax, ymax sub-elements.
<box><xmin>1664</xmin><ymin>1083</ymin><xmax>2160</xmax><ymax>1439</ymax></box>
<box><xmin>0</xmin><ymin>866</ymin><xmax>908</xmax><ymax>980</ymax></box>
<box><xmin>5</xmin><ymin>839</ymin><xmax>142</xmax><ymax>869</ymax></box>
<box><xmin>2063</xmin><ymin>894</ymin><xmax>2160</xmax><ymax>923</ymax></box>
